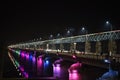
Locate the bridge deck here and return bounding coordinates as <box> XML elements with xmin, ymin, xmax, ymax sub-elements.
<box><xmin>44</xmin><ymin>50</ymin><xmax>120</xmax><ymax>69</ymax></box>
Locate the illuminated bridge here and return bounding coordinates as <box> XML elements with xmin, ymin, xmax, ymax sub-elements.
<box><xmin>8</xmin><ymin>30</ymin><xmax>120</xmax><ymax>68</ymax></box>
<box><xmin>9</xmin><ymin>30</ymin><xmax>120</xmax><ymax>54</ymax></box>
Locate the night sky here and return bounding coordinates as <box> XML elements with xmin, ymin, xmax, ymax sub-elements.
<box><xmin>1</xmin><ymin>1</ymin><xmax>120</xmax><ymax>45</ymax></box>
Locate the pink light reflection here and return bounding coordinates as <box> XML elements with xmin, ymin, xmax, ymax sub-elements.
<box><xmin>68</xmin><ymin>62</ymin><xmax>82</xmax><ymax>73</ymax></box>
<box><xmin>26</xmin><ymin>52</ymin><xmax>29</xmax><ymax>60</ymax></box>
<box><xmin>23</xmin><ymin>72</ymin><xmax>29</xmax><ymax>78</ymax></box>
<box><xmin>72</xmin><ymin>55</ymin><xmax>76</xmax><ymax>59</ymax></box>
<box><xmin>37</xmin><ymin>57</ymin><xmax>43</xmax><ymax>75</ymax></box>
<box><xmin>19</xmin><ymin>66</ymin><xmax>24</xmax><ymax>72</ymax></box>
<box><xmin>72</xmin><ymin>70</ymin><xmax>77</xmax><ymax>73</ymax></box>
<box><xmin>53</xmin><ymin>65</ymin><xmax>61</xmax><ymax>78</ymax></box>
<box><xmin>21</xmin><ymin>52</ymin><xmax>25</xmax><ymax>58</ymax></box>
<box><xmin>69</xmin><ymin>72</ymin><xmax>82</xmax><ymax>80</ymax></box>
<box><xmin>32</xmin><ymin>56</ymin><xmax>36</xmax><ymax>63</ymax></box>
<box><xmin>37</xmin><ymin>57</ymin><xmax>42</xmax><ymax>65</ymax></box>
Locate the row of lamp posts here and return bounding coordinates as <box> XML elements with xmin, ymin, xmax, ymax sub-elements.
<box><xmin>46</xmin><ymin>21</ymin><xmax>114</xmax><ymax>56</ymax></box>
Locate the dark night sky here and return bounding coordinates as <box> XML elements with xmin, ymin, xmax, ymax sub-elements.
<box><xmin>1</xmin><ymin>1</ymin><xmax>120</xmax><ymax>45</ymax></box>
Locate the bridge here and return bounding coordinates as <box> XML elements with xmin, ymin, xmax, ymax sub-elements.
<box><xmin>8</xmin><ymin>30</ymin><xmax>120</xmax><ymax>69</ymax></box>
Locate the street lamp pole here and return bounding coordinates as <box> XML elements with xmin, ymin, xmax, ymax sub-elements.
<box><xmin>67</xmin><ymin>28</ymin><xmax>75</xmax><ymax>53</ymax></box>
<box><xmin>106</xmin><ymin>21</ymin><xmax>113</xmax><ymax>71</ymax></box>
<box><xmin>106</xmin><ymin>21</ymin><xmax>113</xmax><ymax>56</ymax></box>
<box><xmin>67</xmin><ymin>30</ymin><xmax>71</xmax><ymax>53</ymax></box>
<box><xmin>106</xmin><ymin>21</ymin><xmax>113</xmax><ymax>31</ymax></box>
<box><xmin>81</xmin><ymin>27</ymin><xmax>88</xmax><ymax>54</ymax></box>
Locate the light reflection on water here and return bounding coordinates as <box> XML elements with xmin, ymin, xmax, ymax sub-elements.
<box><xmin>53</xmin><ymin>64</ymin><xmax>82</xmax><ymax>80</ymax></box>
<box><xmin>69</xmin><ymin>72</ymin><xmax>82</xmax><ymax>80</ymax></box>
<box><xmin>8</xmin><ymin>49</ymin><xmax>108</xmax><ymax>80</ymax></box>
<box><xmin>37</xmin><ymin>57</ymin><xmax>43</xmax><ymax>76</ymax></box>
<box><xmin>53</xmin><ymin>64</ymin><xmax>61</xmax><ymax>78</ymax></box>
<box><xmin>19</xmin><ymin>51</ymin><xmax>69</xmax><ymax>79</ymax></box>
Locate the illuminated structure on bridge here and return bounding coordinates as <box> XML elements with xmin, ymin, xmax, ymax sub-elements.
<box><xmin>8</xmin><ymin>30</ymin><xmax>120</xmax><ymax>55</ymax></box>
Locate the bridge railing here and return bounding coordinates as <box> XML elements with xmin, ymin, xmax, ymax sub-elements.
<box><xmin>8</xmin><ymin>30</ymin><xmax>120</xmax><ymax>48</ymax></box>
<box><xmin>46</xmin><ymin>50</ymin><xmax>120</xmax><ymax>63</ymax></box>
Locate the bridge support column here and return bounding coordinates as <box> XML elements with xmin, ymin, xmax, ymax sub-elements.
<box><xmin>69</xmin><ymin>42</ymin><xmax>77</xmax><ymax>53</ymax></box>
<box><xmin>96</xmin><ymin>41</ymin><xmax>101</xmax><ymax>55</ymax></box>
<box><xmin>60</xmin><ymin>43</ymin><xmax>64</xmax><ymax>52</ymax></box>
<box><xmin>34</xmin><ymin>45</ymin><xmax>37</xmax><ymax>50</ymax></box>
<box><xmin>108</xmin><ymin>40</ymin><xmax>117</xmax><ymax>56</ymax></box>
<box><xmin>46</xmin><ymin>44</ymin><xmax>49</xmax><ymax>50</ymax></box>
<box><xmin>70</xmin><ymin>43</ymin><xmax>72</xmax><ymax>53</ymax></box>
<box><xmin>73</xmin><ymin>42</ymin><xmax>77</xmax><ymax>52</ymax></box>
<box><xmin>70</xmin><ymin>43</ymin><xmax>74</xmax><ymax>53</ymax></box>
<box><xmin>85</xmin><ymin>41</ymin><xmax>91</xmax><ymax>54</ymax></box>
<box><xmin>52</xmin><ymin>44</ymin><xmax>56</xmax><ymax>50</ymax></box>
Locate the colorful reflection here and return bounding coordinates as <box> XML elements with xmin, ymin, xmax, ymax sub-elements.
<box><xmin>69</xmin><ymin>72</ymin><xmax>82</xmax><ymax>80</ymax></box>
<box><xmin>8</xmin><ymin>51</ymin><xmax>29</xmax><ymax>78</ymax></box>
<box><xmin>32</xmin><ymin>56</ymin><xmax>36</xmax><ymax>63</ymax></box>
<box><xmin>43</xmin><ymin>57</ymin><xmax>53</xmax><ymax>76</ymax></box>
<box><xmin>19</xmin><ymin>66</ymin><xmax>24</xmax><ymax>72</ymax></box>
<box><xmin>37</xmin><ymin>56</ymin><xmax>43</xmax><ymax>76</ymax></box>
<box><xmin>53</xmin><ymin>64</ymin><xmax>61</xmax><ymax>78</ymax></box>
<box><xmin>68</xmin><ymin>62</ymin><xmax>82</xmax><ymax>73</ymax></box>
<box><xmin>21</xmin><ymin>51</ymin><xmax>25</xmax><ymax>58</ymax></box>
<box><xmin>23</xmin><ymin>72</ymin><xmax>29</xmax><ymax>78</ymax></box>
<box><xmin>72</xmin><ymin>55</ymin><xmax>76</xmax><ymax>59</ymax></box>
<box><xmin>44</xmin><ymin>59</ymin><xmax>50</xmax><ymax>69</ymax></box>
<box><xmin>25</xmin><ymin>52</ymin><xmax>29</xmax><ymax>60</ymax></box>
<box><xmin>19</xmin><ymin>66</ymin><xmax>29</xmax><ymax>78</ymax></box>
<box><xmin>29</xmin><ymin>54</ymin><xmax>33</xmax><ymax>61</ymax></box>
<box><xmin>8</xmin><ymin>48</ymin><xmax>20</xmax><ymax>56</ymax></box>
<box><xmin>44</xmin><ymin>57</ymin><xmax>50</xmax><ymax>67</ymax></box>
<box><xmin>53</xmin><ymin>58</ymin><xmax>63</xmax><ymax>67</ymax></box>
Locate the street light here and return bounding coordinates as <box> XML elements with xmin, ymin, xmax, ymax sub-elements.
<box><xmin>81</xmin><ymin>27</ymin><xmax>88</xmax><ymax>54</ymax></box>
<box><xmin>67</xmin><ymin>30</ymin><xmax>71</xmax><ymax>37</ymax></box>
<box><xmin>82</xmin><ymin>27</ymin><xmax>85</xmax><ymax>31</ymax></box>
<box><xmin>66</xmin><ymin>27</ymin><xmax>75</xmax><ymax>37</ymax></box>
<box><xmin>106</xmin><ymin>21</ymin><xmax>109</xmax><ymax>24</ymax></box>
<box><xmin>57</xmin><ymin>33</ymin><xmax>60</xmax><ymax>38</ymax></box>
<box><xmin>106</xmin><ymin>21</ymin><xmax>113</xmax><ymax>31</ymax></box>
<box><xmin>56</xmin><ymin>33</ymin><xmax>60</xmax><ymax>52</ymax></box>
<box><xmin>81</xmin><ymin>27</ymin><xmax>87</xmax><ymax>34</ymax></box>
<box><xmin>105</xmin><ymin>21</ymin><xmax>113</xmax><ymax>71</ymax></box>
<box><xmin>105</xmin><ymin>21</ymin><xmax>113</xmax><ymax>56</ymax></box>
<box><xmin>66</xmin><ymin>29</ymin><xmax>72</xmax><ymax>53</ymax></box>
<box><xmin>49</xmin><ymin>34</ymin><xmax>53</xmax><ymax>39</ymax></box>
<box><xmin>39</xmin><ymin>37</ymin><xmax>42</xmax><ymax>40</ymax></box>
<box><xmin>66</xmin><ymin>30</ymin><xmax>71</xmax><ymax>52</ymax></box>
<box><xmin>104</xmin><ymin>58</ymin><xmax>111</xmax><ymax>72</ymax></box>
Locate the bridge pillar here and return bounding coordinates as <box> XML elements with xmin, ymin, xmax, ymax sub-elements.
<box><xmin>70</xmin><ymin>43</ymin><xmax>72</xmax><ymax>52</ymax></box>
<box><xmin>46</xmin><ymin>44</ymin><xmax>49</xmax><ymax>50</ymax></box>
<box><xmin>85</xmin><ymin>41</ymin><xmax>91</xmax><ymax>54</ymax></box>
<box><xmin>69</xmin><ymin>42</ymin><xmax>77</xmax><ymax>53</ymax></box>
<box><xmin>96</xmin><ymin>41</ymin><xmax>101</xmax><ymax>55</ymax></box>
<box><xmin>73</xmin><ymin>42</ymin><xmax>77</xmax><ymax>52</ymax></box>
<box><xmin>52</xmin><ymin>44</ymin><xmax>56</xmax><ymax>50</ymax></box>
<box><xmin>108</xmin><ymin>40</ymin><xmax>117</xmax><ymax>55</ymax></box>
<box><xmin>34</xmin><ymin>45</ymin><xmax>37</xmax><ymax>50</ymax></box>
<box><xmin>70</xmin><ymin>43</ymin><xmax>74</xmax><ymax>53</ymax></box>
<box><xmin>60</xmin><ymin>43</ymin><xmax>64</xmax><ymax>51</ymax></box>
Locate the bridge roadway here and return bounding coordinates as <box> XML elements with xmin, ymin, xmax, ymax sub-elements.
<box><xmin>43</xmin><ymin>49</ymin><xmax>120</xmax><ymax>69</ymax></box>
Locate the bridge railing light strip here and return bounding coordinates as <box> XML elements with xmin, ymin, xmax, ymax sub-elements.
<box><xmin>8</xmin><ymin>30</ymin><xmax>120</xmax><ymax>48</ymax></box>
